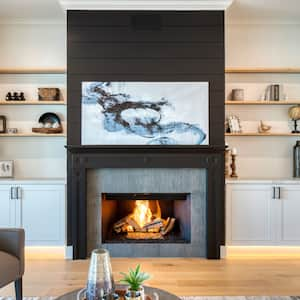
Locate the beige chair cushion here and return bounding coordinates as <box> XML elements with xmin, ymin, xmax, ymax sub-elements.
<box><xmin>0</xmin><ymin>251</ymin><xmax>20</xmax><ymax>288</ymax></box>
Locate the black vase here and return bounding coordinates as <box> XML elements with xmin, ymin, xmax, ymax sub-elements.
<box><xmin>294</xmin><ymin>141</ymin><xmax>300</xmax><ymax>178</ymax></box>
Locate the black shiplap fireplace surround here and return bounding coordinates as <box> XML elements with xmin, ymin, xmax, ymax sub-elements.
<box><xmin>67</xmin><ymin>10</ymin><xmax>225</xmax><ymax>259</ymax></box>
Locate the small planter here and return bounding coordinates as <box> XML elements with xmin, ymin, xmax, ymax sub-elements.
<box><xmin>125</xmin><ymin>287</ymin><xmax>145</xmax><ymax>300</ymax></box>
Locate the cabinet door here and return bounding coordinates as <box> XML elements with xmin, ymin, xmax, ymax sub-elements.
<box><xmin>0</xmin><ymin>185</ymin><xmax>16</xmax><ymax>227</ymax></box>
<box><xmin>226</xmin><ymin>184</ymin><xmax>274</xmax><ymax>244</ymax></box>
<box><xmin>279</xmin><ymin>185</ymin><xmax>300</xmax><ymax>243</ymax></box>
<box><xmin>19</xmin><ymin>184</ymin><xmax>65</xmax><ymax>245</ymax></box>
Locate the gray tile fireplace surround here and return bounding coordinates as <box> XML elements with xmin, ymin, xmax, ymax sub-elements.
<box><xmin>87</xmin><ymin>168</ymin><xmax>206</xmax><ymax>257</ymax></box>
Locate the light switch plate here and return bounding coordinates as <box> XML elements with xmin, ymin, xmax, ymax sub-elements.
<box><xmin>0</xmin><ymin>160</ymin><xmax>14</xmax><ymax>178</ymax></box>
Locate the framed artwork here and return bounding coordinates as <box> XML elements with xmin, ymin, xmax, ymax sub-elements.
<box><xmin>0</xmin><ymin>160</ymin><xmax>13</xmax><ymax>178</ymax></box>
<box><xmin>81</xmin><ymin>82</ymin><xmax>209</xmax><ymax>145</ymax></box>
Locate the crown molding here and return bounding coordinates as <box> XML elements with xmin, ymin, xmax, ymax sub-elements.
<box><xmin>58</xmin><ymin>0</ymin><xmax>234</xmax><ymax>11</ymax></box>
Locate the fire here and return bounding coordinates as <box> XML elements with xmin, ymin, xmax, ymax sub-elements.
<box><xmin>133</xmin><ymin>200</ymin><xmax>152</xmax><ymax>228</ymax></box>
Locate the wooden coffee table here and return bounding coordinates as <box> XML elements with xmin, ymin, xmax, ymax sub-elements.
<box><xmin>56</xmin><ymin>285</ymin><xmax>180</xmax><ymax>300</ymax></box>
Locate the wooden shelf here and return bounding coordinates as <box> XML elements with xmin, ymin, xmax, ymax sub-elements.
<box><xmin>225</xmin><ymin>132</ymin><xmax>300</xmax><ymax>137</ymax></box>
<box><xmin>0</xmin><ymin>133</ymin><xmax>66</xmax><ymax>137</ymax></box>
<box><xmin>0</xmin><ymin>68</ymin><xmax>66</xmax><ymax>74</ymax></box>
<box><xmin>225</xmin><ymin>100</ymin><xmax>300</xmax><ymax>105</ymax></box>
<box><xmin>0</xmin><ymin>100</ymin><xmax>66</xmax><ymax>105</ymax></box>
<box><xmin>225</xmin><ymin>68</ymin><xmax>300</xmax><ymax>74</ymax></box>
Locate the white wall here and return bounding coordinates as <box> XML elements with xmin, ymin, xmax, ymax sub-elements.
<box><xmin>225</xmin><ymin>23</ymin><xmax>300</xmax><ymax>178</ymax></box>
<box><xmin>0</xmin><ymin>23</ymin><xmax>66</xmax><ymax>178</ymax></box>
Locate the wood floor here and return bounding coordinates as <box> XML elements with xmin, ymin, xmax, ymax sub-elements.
<box><xmin>1</xmin><ymin>257</ymin><xmax>300</xmax><ymax>297</ymax></box>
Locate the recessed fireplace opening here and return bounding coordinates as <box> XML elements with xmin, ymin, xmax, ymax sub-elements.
<box><xmin>101</xmin><ymin>193</ymin><xmax>191</xmax><ymax>244</ymax></box>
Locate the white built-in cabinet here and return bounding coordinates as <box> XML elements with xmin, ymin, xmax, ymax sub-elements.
<box><xmin>0</xmin><ymin>180</ymin><xmax>65</xmax><ymax>246</ymax></box>
<box><xmin>226</xmin><ymin>181</ymin><xmax>300</xmax><ymax>245</ymax></box>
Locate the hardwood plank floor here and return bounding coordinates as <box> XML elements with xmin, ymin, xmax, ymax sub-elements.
<box><xmin>1</xmin><ymin>258</ymin><xmax>300</xmax><ymax>297</ymax></box>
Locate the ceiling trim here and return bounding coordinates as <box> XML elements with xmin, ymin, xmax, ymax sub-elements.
<box><xmin>58</xmin><ymin>0</ymin><xmax>234</xmax><ymax>11</ymax></box>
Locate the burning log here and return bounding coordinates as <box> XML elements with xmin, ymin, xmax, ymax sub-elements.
<box><xmin>161</xmin><ymin>218</ymin><xmax>176</xmax><ymax>236</ymax></box>
<box><xmin>113</xmin><ymin>217</ymin><xmax>128</xmax><ymax>233</ymax></box>
<box><xmin>142</xmin><ymin>218</ymin><xmax>163</xmax><ymax>230</ymax></box>
<box><xmin>127</xmin><ymin>217</ymin><xmax>143</xmax><ymax>231</ymax></box>
<box><xmin>126</xmin><ymin>232</ymin><xmax>163</xmax><ymax>240</ymax></box>
<box><xmin>112</xmin><ymin>200</ymin><xmax>176</xmax><ymax>239</ymax></box>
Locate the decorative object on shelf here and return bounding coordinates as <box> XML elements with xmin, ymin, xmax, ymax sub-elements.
<box><xmin>0</xmin><ymin>116</ymin><xmax>7</xmax><ymax>133</ymax></box>
<box><xmin>0</xmin><ymin>160</ymin><xmax>13</xmax><ymax>178</ymax></box>
<box><xmin>7</xmin><ymin>128</ymin><xmax>18</xmax><ymax>134</ymax></box>
<box><xmin>264</xmin><ymin>84</ymin><xmax>283</xmax><ymax>101</ymax></box>
<box><xmin>225</xmin><ymin>144</ymin><xmax>230</xmax><ymax>177</ymax></box>
<box><xmin>19</xmin><ymin>92</ymin><xmax>26</xmax><ymax>100</ymax></box>
<box><xmin>32</xmin><ymin>112</ymin><xmax>63</xmax><ymax>134</ymax></box>
<box><xmin>231</xmin><ymin>89</ymin><xmax>244</xmax><ymax>101</ymax></box>
<box><xmin>77</xmin><ymin>248</ymin><xmax>118</xmax><ymax>300</ymax></box>
<box><xmin>120</xmin><ymin>264</ymin><xmax>151</xmax><ymax>300</ymax></box>
<box><xmin>288</xmin><ymin>105</ymin><xmax>300</xmax><ymax>133</ymax></box>
<box><xmin>258</xmin><ymin>120</ymin><xmax>272</xmax><ymax>133</ymax></box>
<box><xmin>293</xmin><ymin>141</ymin><xmax>300</xmax><ymax>178</ymax></box>
<box><xmin>230</xmin><ymin>148</ymin><xmax>238</xmax><ymax>178</ymax></box>
<box><xmin>38</xmin><ymin>88</ymin><xmax>60</xmax><ymax>101</ymax></box>
<box><xmin>5</xmin><ymin>92</ymin><xmax>25</xmax><ymax>101</ymax></box>
<box><xmin>5</xmin><ymin>92</ymin><xmax>13</xmax><ymax>101</ymax></box>
<box><xmin>227</xmin><ymin>115</ymin><xmax>242</xmax><ymax>133</ymax></box>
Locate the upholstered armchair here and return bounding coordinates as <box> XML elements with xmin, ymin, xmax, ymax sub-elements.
<box><xmin>0</xmin><ymin>228</ymin><xmax>25</xmax><ymax>300</ymax></box>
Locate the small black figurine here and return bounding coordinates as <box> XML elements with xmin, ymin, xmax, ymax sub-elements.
<box><xmin>19</xmin><ymin>92</ymin><xmax>26</xmax><ymax>101</ymax></box>
<box><xmin>13</xmin><ymin>92</ymin><xmax>19</xmax><ymax>100</ymax></box>
<box><xmin>5</xmin><ymin>92</ymin><xmax>13</xmax><ymax>101</ymax></box>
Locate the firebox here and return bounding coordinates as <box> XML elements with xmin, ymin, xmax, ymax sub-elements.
<box><xmin>101</xmin><ymin>193</ymin><xmax>191</xmax><ymax>244</ymax></box>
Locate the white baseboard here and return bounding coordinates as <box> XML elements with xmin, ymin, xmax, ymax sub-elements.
<box><xmin>65</xmin><ymin>245</ymin><xmax>73</xmax><ymax>259</ymax></box>
<box><xmin>25</xmin><ymin>246</ymin><xmax>66</xmax><ymax>259</ymax></box>
<box><xmin>223</xmin><ymin>246</ymin><xmax>300</xmax><ymax>257</ymax></box>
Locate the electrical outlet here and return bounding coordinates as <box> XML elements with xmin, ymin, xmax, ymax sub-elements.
<box><xmin>0</xmin><ymin>161</ymin><xmax>14</xmax><ymax>178</ymax></box>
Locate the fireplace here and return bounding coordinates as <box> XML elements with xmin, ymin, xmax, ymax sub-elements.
<box><xmin>101</xmin><ymin>193</ymin><xmax>191</xmax><ymax>244</ymax></box>
<box><xmin>85</xmin><ymin>168</ymin><xmax>208</xmax><ymax>257</ymax></box>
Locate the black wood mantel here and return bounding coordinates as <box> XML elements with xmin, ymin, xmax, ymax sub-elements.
<box><xmin>66</xmin><ymin>146</ymin><xmax>225</xmax><ymax>259</ymax></box>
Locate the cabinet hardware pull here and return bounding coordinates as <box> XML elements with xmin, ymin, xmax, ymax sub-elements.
<box><xmin>11</xmin><ymin>187</ymin><xmax>17</xmax><ymax>200</ymax></box>
<box><xmin>17</xmin><ymin>187</ymin><xmax>22</xmax><ymax>199</ymax></box>
<box><xmin>273</xmin><ymin>186</ymin><xmax>281</xmax><ymax>199</ymax></box>
<box><xmin>277</xmin><ymin>187</ymin><xmax>281</xmax><ymax>199</ymax></box>
<box><xmin>10</xmin><ymin>187</ymin><xmax>13</xmax><ymax>199</ymax></box>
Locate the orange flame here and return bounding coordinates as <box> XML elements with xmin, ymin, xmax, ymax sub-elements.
<box><xmin>133</xmin><ymin>200</ymin><xmax>152</xmax><ymax>228</ymax></box>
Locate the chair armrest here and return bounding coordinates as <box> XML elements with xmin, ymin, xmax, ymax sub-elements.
<box><xmin>0</xmin><ymin>228</ymin><xmax>25</xmax><ymax>275</ymax></box>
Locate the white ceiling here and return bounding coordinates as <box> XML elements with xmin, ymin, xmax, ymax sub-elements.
<box><xmin>0</xmin><ymin>0</ymin><xmax>300</xmax><ymax>24</ymax></box>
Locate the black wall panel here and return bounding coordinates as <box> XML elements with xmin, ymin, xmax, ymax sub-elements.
<box><xmin>67</xmin><ymin>11</ymin><xmax>225</xmax><ymax>258</ymax></box>
<box><xmin>67</xmin><ymin>10</ymin><xmax>224</xmax><ymax>146</ymax></box>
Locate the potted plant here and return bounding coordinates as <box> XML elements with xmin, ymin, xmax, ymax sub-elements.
<box><xmin>120</xmin><ymin>265</ymin><xmax>150</xmax><ymax>300</ymax></box>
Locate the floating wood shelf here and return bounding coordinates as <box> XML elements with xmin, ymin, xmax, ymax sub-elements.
<box><xmin>0</xmin><ymin>100</ymin><xmax>66</xmax><ymax>105</ymax></box>
<box><xmin>225</xmin><ymin>100</ymin><xmax>300</xmax><ymax>105</ymax></box>
<box><xmin>225</xmin><ymin>132</ymin><xmax>300</xmax><ymax>137</ymax></box>
<box><xmin>0</xmin><ymin>68</ymin><xmax>66</xmax><ymax>74</ymax></box>
<box><xmin>0</xmin><ymin>133</ymin><xmax>66</xmax><ymax>137</ymax></box>
<box><xmin>225</xmin><ymin>68</ymin><xmax>300</xmax><ymax>74</ymax></box>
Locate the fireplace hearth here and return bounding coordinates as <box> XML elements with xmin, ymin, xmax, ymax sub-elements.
<box><xmin>102</xmin><ymin>193</ymin><xmax>191</xmax><ymax>244</ymax></box>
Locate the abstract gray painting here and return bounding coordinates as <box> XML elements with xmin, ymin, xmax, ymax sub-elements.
<box><xmin>81</xmin><ymin>82</ymin><xmax>209</xmax><ymax>145</ymax></box>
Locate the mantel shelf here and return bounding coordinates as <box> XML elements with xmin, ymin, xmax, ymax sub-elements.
<box><xmin>225</xmin><ymin>100</ymin><xmax>300</xmax><ymax>105</ymax></box>
<box><xmin>225</xmin><ymin>132</ymin><xmax>300</xmax><ymax>137</ymax></box>
<box><xmin>225</xmin><ymin>68</ymin><xmax>300</xmax><ymax>74</ymax></box>
<box><xmin>0</xmin><ymin>100</ymin><xmax>66</xmax><ymax>105</ymax></box>
<box><xmin>0</xmin><ymin>133</ymin><xmax>66</xmax><ymax>137</ymax></box>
